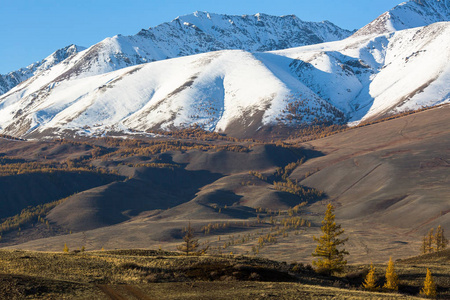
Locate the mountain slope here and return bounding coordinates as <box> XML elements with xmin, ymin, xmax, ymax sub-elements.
<box><xmin>0</xmin><ymin>21</ymin><xmax>448</xmax><ymax>138</ymax></box>
<box><xmin>354</xmin><ymin>0</ymin><xmax>450</xmax><ymax>36</ymax></box>
<box><xmin>0</xmin><ymin>49</ymin><xmax>345</xmax><ymax>138</ymax></box>
<box><xmin>0</xmin><ymin>45</ymin><xmax>85</xmax><ymax>96</ymax></box>
<box><xmin>55</xmin><ymin>12</ymin><xmax>352</xmax><ymax>80</ymax></box>
<box><xmin>0</xmin><ymin>12</ymin><xmax>352</xmax><ymax>97</ymax></box>
<box><xmin>273</xmin><ymin>21</ymin><xmax>450</xmax><ymax>123</ymax></box>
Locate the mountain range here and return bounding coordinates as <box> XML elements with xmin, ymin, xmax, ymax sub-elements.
<box><xmin>0</xmin><ymin>12</ymin><xmax>352</xmax><ymax>97</ymax></box>
<box><xmin>0</xmin><ymin>0</ymin><xmax>448</xmax><ymax>138</ymax></box>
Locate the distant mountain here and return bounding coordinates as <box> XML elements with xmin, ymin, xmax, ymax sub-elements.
<box><xmin>0</xmin><ymin>12</ymin><xmax>352</xmax><ymax>96</ymax></box>
<box><xmin>0</xmin><ymin>45</ymin><xmax>85</xmax><ymax>96</ymax></box>
<box><xmin>0</xmin><ymin>21</ymin><xmax>448</xmax><ymax>138</ymax></box>
<box><xmin>0</xmin><ymin>3</ymin><xmax>449</xmax><ymax>139</ymax></box>
<box><xmin>56</xmin><ymin>12</ymin><xmax>352</xmax><ymax>79</ymax></box>
<box><xmin>354</xmin><ymin>0</ymin><xmax>450</xmax><ymax>36</ymax></box>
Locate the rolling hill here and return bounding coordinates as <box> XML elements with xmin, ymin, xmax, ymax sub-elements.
<box><xmin>0</xmin><ymin>104</ymin><xmax>446</xmax><ymax>266</ymax></box>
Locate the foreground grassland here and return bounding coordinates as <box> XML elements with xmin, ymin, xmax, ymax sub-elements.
<box><xmin>0</xmin><ymin>249</ymin><xmax>448</xmax><ymax>299</ymax></box>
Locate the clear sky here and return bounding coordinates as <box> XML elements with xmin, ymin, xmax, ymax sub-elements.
<box><xmin>0</xmin><ymin>0</ymin><xmax>403</xmax><ymax>74</ymax></box>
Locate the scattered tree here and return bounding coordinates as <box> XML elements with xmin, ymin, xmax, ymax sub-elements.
<box><xmin>312</xmin><ymin>203</ymin><xmax>349</xmax><ymax>274</ymax></box>
<box><xmin>421</xmin><ymin>226</ymin><xmax>448</xmax><ymax>254</ymax></box>
<box><xmin>421</xmin><ymin>235</ymin><xmax>428</xmax><ymax>255</ymax></box>
<box><xmin>435</xmin><ymin>225</ymin><xmax>448</xmax><ymax>251</ymax></box>
<box><xmin>362</xmin><ymin>263</ymin><xmax>378</xmax><ymax>291</ymax></box>
<box><xmin>426</xmin><ymin>228</ymin><xmax>435</xmax><ymax>253</ymax></box>
<box><xmin>177</xmin><ymin>222</ymin><xmax>200</xmax><ymax>256</ymax></box>
<box><xmin>63</xmin><ymin>243</ymin><xmax>69</xmax><ymax>253</ymax></box>
<box><xmin>383</xmin><ymin>257</ymin><xmax>399</xmax><ymax>290</ymax></box>
<box><xmin>421</xmin><ymin>268</ymin><xmax>437</xmax><ymax>298</ymax></box>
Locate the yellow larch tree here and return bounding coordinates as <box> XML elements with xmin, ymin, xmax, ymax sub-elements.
<box><xmin>435</xmin><ymin>225</ymin><xmax>448</xmax><ymax>251</ymax></box>
<box><xmin>420</xmin><ymin>268</ymin><xmax>437</xmax><ymax>298</ymax></box>
<box><xmin>383</xmin><ymin>257</ymin><xmax>399</xmax><ymax>290</ymax></box>
<box><xmin>426</xmin><ymin>228</ymin><xmax>435</xmax><ymax>253</ymax></box>
<box><xmin>362</xmin><ymin>263</ymin><xmax>378</xmax><ymax>291</ymax></box>
<box><xmin>312</xmin><ymin>203</ymin><xmax>349</xmax><ymax>275</ymax></box>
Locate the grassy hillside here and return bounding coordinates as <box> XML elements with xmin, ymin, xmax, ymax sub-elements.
<box><xmin>2</xmin><ymin>248</ymin><xmax>447</xmax><ymax>299</ymax></box>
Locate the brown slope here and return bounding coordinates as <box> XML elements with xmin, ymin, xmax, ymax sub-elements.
<box><xmin>45</xmin><ymin>144</ymin><xmax>306</xmax><ymax>232</ymax></box>
<box><xmin>0</xmin><ymin>172</ymin><xmax>121</xmax><ymax>220</ymax></box>
<box><xmin>291</xmin><ymin>104</ymin><xmax>450</xmax><ymax>232</ymax></box>
<box><xmin>152</xmin><ymin>172</ymin><xmax>302</xmax><ymax>221</ymax></box>
<box><xmin>5</xmin><ymin>106</ymin><xmax>448</xmax><ymax>264</ymax></box>
<box><xmin>47</xmin><ymin>168</ymin><xmax>222</xmax><ymax>232</ymax></box>
<box><xmin>172</xmin><ymin>144</ymin><xmax>306</xmax><ymax>174</ymax></box>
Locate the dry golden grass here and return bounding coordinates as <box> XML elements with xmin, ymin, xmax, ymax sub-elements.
<box><xmin>0</xmin><ymin>249</ymin><xmax>447</xmax><ymax>299</ymax></box>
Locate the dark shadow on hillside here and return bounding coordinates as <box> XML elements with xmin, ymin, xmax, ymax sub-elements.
<box><xmin>0</xmin><ymin>171</ymin><xmax>122</xmax><ymax>219</ymax></box>
<box><xmin>47</xmin><ymin>168</ymin><xmax>223</xmax><ymax>232</ymax></box>
<box><xmin>194</xmin><ymin>189</ymin><xmax>255</xmax><ymax>219</ymax></box>
<box><xmin>171</xmin><ymin>144</ymin><xmax>323</xmax><ymax>174</ymax></box>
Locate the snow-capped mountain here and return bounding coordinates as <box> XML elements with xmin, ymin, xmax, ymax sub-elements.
<box><xmin>0</xmin><ymin>1</ymin><xmax>448</xmax><ymax>139</ymax></box>
<box><xmin>0</xmin><ymin>45</ymin><xmax>85</xmax><ymax>96</ymax></box>
<box><xmin>0</xmin><ymin>21</ymin><xmax>448</xmax><ymax>138</ymax></box>
<box><xmin>65</xmin><ymin>12</ymin><xmax>352</xmax><ymax>78</ymax></box>
<box><xmin>354</xmin><ymin>0</ymin><xmax>450</xmax><ymax>36</ymax></box>
<box><xmin>0</xmin><ymin>12</ymin><xmax>352</xmax><ymax>97</ymax></box>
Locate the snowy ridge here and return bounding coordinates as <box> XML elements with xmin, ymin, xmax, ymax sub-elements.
<box><xmin>0</xmin><ymin>12</ymin><xmax>353</xmax><ymax>97</ymax></box>
<box><xmin>50</xmin><ymin>12</ymin><xmax>353</xmax><ymax>81</ymax></box>
<box><xmin>354</xmin><ymin>0</ymin><xmax>450</xmax><ymax>36</ymax></box>
<box><xmin>0</xmin><ymin>45</ymin><xmax>85</xmax><ymax>96</ymax></box>
<box><xmin>0</xmin><ymin>22</ymin><xmax>448</xmax><ymax>138</ymax></box>
<box><xmin>0</xmin><ymin>3</ymin><xmax>449</xmax><ymax>138</ymax></box>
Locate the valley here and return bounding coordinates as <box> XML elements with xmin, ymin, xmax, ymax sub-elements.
<box><xmin>0</xmin><ymin>104</ymin><xmax>447</xmax><ymax>265</ymax></box>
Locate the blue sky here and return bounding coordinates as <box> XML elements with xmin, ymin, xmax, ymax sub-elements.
<box><xmin>0</xmin><ymin>0</ymin><xmax>402</xmax><ymax>74</ymax></box>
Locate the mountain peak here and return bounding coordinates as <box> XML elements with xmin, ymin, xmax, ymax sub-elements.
<box><xmin>192</xmin><ymin>10</ymin><xmax>211</xmax><ymax>18</ymax></box>
<box><xmin>2</xmin><ymin>12</ymin><xmax>353</xmax><ymax>97</ymax></box>
<box><xmin>0</xmin><ymin>5</ymin><xmax>449</xmax><ymax>139</ymax></box>
<box><xmin>0</xmin><ymin>44</ymin><xmax>85</xmax><ymax>96</ymax></box>
<box><xmin>353</xmin><ymin>0</ymin><xmax>449</xmax><ymax>36</ymax></box>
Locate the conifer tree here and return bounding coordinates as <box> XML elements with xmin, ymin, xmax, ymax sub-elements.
<box><xmin>421</xmin><ymin>235</ymin><xmax>428</xmax><ymax>254</ymax></box>
<box><xmin>312</xmin><ymin>203</ymin><xmax>348</xmax><ymax>274</ymax></box>
<box><xmin>63</xmin><ymin>243</ymin><xmax>69</xmax><ymax>253</ymax></box>
<box><xmin>420</xmin><ymin>268</ymin><xmax>437</xmax><ymax>298</ymax></box>
<box><xmin>383</xmin><ymin>257</ymin><xmax>399</xmax><ymax>290</ymax></box>
<box><xmin>177</xmin><ymin>222</ymin><xmax>200</xmax><ymax>256</ymax></box>
<box><xmin>435</xmin><ymin>225</ymin><xmax>448</xmax><ymax>251</ymax></box>
<box><xmin>426</xmin><ymin>228</ymin><xmax>435</xmax><ymax>253</ymax></box>
<box><xmin>362</xmin><ymin>263</ymin><xmax>378</xmax><ymax>291</ymax></box>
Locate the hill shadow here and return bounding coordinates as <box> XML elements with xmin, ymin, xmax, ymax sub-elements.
<box><xmin>0</xmin><ymin>171</ymin><xmax>122</xmax><ymax>220</ymax></box>
<box><xmin>47</xmin><ymin>167</ymin><xmax>223</xmax><ymax>232</ymax></box>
